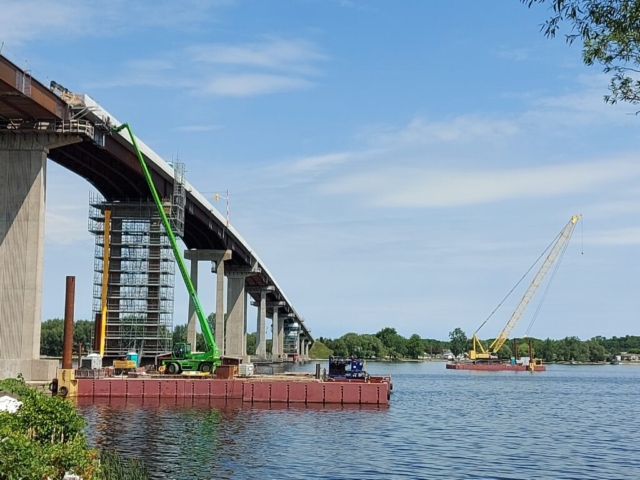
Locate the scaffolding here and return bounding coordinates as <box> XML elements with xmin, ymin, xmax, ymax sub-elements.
<box><xmin>87</xmin><ymin>161</ymin><xmax>187</xmax><ymax>362</ymax></box>
<box><xmin>283</xmin><ymin>321</ymin><xmax>301</xmax><ymax>356</ymax></box>
<box><xmin>89</xmin><ymin>194</ymin><xmax>174</xmax><ymax>361</ymax></box>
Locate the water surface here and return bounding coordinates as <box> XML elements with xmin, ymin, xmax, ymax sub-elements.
<box><xmin>79</xmin><ymin>362</ymin><xmax>640</xmax><ymax>479</ymax></box>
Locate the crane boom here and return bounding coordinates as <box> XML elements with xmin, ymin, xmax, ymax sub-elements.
<box><xmin>112</xmin><ymin>124</ymin><xmax>221</xmax><ymax>370</ymax></box>
<box><xmin>488</xmin><ymin>214</ymin><xmax>581</xmax><ymax>354</ymax></box>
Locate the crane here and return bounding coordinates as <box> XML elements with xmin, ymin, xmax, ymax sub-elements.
<box><xmin>469</xmin><ymin>214</ymin><xmax>581</xmax><ymax>361</ymax></box>
<box><xmin>112</xmin><ymin>123</ymin><xmax>222</xmax><ymax>374</ymax></box>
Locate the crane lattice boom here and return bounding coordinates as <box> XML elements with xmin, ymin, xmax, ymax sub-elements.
<box><xmin>488</xmin><ymin>214</ymin><xmax>581</xmax><ymax>354</ymax></box>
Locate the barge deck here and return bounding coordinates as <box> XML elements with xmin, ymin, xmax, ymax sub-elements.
<box><xmin>74</xmin><ymin>375</ymin><xmax>391</xmax><ymax>405</ymax></box>
<box><xmin>446</xmin><ymin>363</ymin><xmax>546</xmax><ymax>372</ymax></box>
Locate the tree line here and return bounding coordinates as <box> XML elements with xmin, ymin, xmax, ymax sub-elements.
<box><xmin>40</xmin><ymin>317</ymin><xmax>639</xmax><ymax>363</ymax></box>
<box><xmin>40</xmin><ymin>316</ymin><xmax>269</xmax><ymax>357</ymax></box>
<box><xmin>448</xmin><ymin>327</ymin><xmax>640</xmax><ymax>363</ymax></box>
<box><xmin>318</xmin><ymin>328</ymin><xmax>447</xmax><ymax>360</ymax></box>
<box><xmin>316</xmin><ymin>327</ymin><xmax>640</xmax><ymax>362</ymax></box>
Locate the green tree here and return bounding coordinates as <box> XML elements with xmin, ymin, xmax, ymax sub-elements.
<box><xmin>448</xmin><ymin>328</ymin><xmax>468</xmax><ymax>357</ymax></box>
<box><xmin>41</xmin><ymin>318</ymin><xmax>64</xmax><ymax>356</ymax></box>
<box><xmin>423</xmin><ymin>339</ymin><xmax>444</xmax><ymax>356</ymax></box>
<box><xmin>540</xmin><ymin>338</ymin><xmax>556</xmax><ymax>362</ymax></box>
<box><xmin>406</xmin><ymin>334</ymin><xmax>426</xmax><ymax>359</ymax></box>
<box><xmin>74</xmin><ymin>320</ymin><xmax>94</xmax><ymax>350</ymax></box>
<box><xmin>247</xmin><ymin>332</ymin><xmax>256</xmax><ymax>355</ymax></box>
<box><xmin>587</xmin><ymin>340</ymin><xmax>606</xmax><ymax>361</ymax></box>
<box><xmin>375</xmin><ymin>327</ymin><xmax>399</xmax><ymax>347</ymax></box>
<box><xmin>523</xmin><ymin>0</ymin><xmax>640</xmax><ymax>105</ymax></box>
<box><xmin>517</xmin><ymin>343</ymin><xmax>531</xmax><ymax>359</ymax></box>
<box><xmin>497</xmin><ymin>344</ymin><xmax>513</xmax><ymax>359</ymax></box>
<box><xmin>333</xmin><ymin>339</ymin><xmax>348</xmax><ymax>357</ymax></box>
<box><xmin>375</xmin><ymin>327</ymin><xmax>407</xmax><ymax>359</ymax></box>
<box><xmin>40</xmin><ymin>319</ymin><xmax>94</xmax><ymax>357</ymax></box>
<box><xmin>173</xmin><ymin>324</ymin><xmax>187</xmax><ymax>345</ymax></box>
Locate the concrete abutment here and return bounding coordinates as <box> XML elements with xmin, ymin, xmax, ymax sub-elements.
<box><xmin>0</xmin><ymin>133</ymin><xmax>79</xmax><ymax>381</ymax></box>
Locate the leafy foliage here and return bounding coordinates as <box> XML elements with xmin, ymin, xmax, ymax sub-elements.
<box><xmin>448</xmin><ymin>328</ymin><xmax>468</xmax><ymax>357</ymax></box>
<box><xmin>524</xmin><ymin>0</ymin><xmax>640</xmax><ymax>105</ymax></box>
<box><xmin>0</xmin><ymin>376</ymin><xmax>96</xmax><ymax>479</ymax></box>
<box><xmin>0</xmin><ymin>377</ymin><xmax>149</xmax><ymax>479</ymax></box>
<box><xmin>41</xmin><ymin>319</ymin><xmax>95</xmax><ymax>357</ymax></box>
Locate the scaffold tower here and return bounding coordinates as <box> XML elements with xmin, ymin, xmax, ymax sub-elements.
<box><xmin>88</xmin><ymin>162</ymin><xmax>187</xmax><ymax>362</ymax></box>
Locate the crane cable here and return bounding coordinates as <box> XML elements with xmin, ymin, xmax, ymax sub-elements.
<box><xmin>474</xmin><ymin>228</ymin><xmax>564</xmax><ymax>335</ymax></box>
<box><xmin>523</xmin><ymin>225</ymin><xmax>576</xmax><ymax>337</ymax></box>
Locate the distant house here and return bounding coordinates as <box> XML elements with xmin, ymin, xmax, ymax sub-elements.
<box><xmin>442</xmin><ymin>349</ymin><xmax>454</xmax><ymax>360</ymax></box>
<box><xmin>621</xmin><ymin>352</ymin><xmax>639</xmax><ymax>361</ymax></box>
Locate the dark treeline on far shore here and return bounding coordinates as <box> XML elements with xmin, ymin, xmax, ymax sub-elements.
<box><xmin>316</xmin><ymin>327</ymin><xmax>640</xmax><ymax>362</ymax></box>
<box><xmin>40</xmin><ymin>318</ymin><xmax>640</xmax><ymax>363</ymax></box>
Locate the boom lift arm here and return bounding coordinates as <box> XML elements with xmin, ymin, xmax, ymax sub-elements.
<box><xmin>112</xmin><ymin>124</ymin><xmax>221</xmax><ymax>372</ymax></box>
<box><xmin>469</xmin><ymin>214</ymin><xmax>581</xmax><ymax>360</ymax></box>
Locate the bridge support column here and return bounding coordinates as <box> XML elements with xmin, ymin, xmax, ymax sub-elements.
<box><xmin>0</xmin><ymin>133</ymin><xmax>79</xmax><ymax>380</ymax></box>
<box><xmin>256</xmin><ymin>291</ymin><xmax>267</xmax><ymax>358</ymax></box>
<box><xmin>248</xmin><ymin>285</ymin><xmax>275</xmax><ymax>360</ymax></box>
<box><xmin>184</xmin><ymin>249</ymin><xmax>231</xmax><ymax>352</ymax></box>
<box><xmin>225</xmin><ymin>265</ymin><xmax>260</xmax><ymax>361</ymax></box>
<box><xmin>186</xmin><ymin>258</ymin><xmax>199</xmax><ymax>349</ymax></box>
<box><xmin>271</xmin><ymin>309</ymin><xmax>281</xmax><ymax>361</ymax></box>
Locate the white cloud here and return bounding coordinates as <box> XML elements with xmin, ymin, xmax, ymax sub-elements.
<box><xmin>203</xmin><ymin>73</ymin><xmax>314</xmax><ymax>97</ymax></box>
<box><xmin>188</xmin><ymin>38</ymin><xmax>326</xmax><ymax>74</ymax></box>
<box><xmin>320</xmin><ymin>161</ymin><xmax>640</xmax><ymax>207</ymax></box>
<box><xmin>584</xmin><ymin>199</ymin><xmax>640</xmax><ymax>218</ymax></box>
<box><xmin>360</xmin><ymin>115</ymin><xmax>519</xmax><ymax>148</ymax></box>
<box><xmin>0</xmin><ymin>0</ymin><xmax>234</xmax><ymax>46</ymax></box>
<box><xmin>85</xmin><ymin>37</ymin><xmax>327</xmax><ymax>97</ymax></box>
<box><xmin>45</xmin><ymin>205</ymin><xmax>90</xmax><ymax>245</ymax></box>
<box><xmin>0</xmin><ymin>1</ymin><xmax>89</xmax><ymax>45</ymax></box>
<box><xmin>288</xmin><ymin>152</ymin><xmax>356</xmax><ymax>173</ymax></box>
<box><xmin>586</xmin><ymin>227</ymin><xmax>640</xmax><ymax>246</ymax></box>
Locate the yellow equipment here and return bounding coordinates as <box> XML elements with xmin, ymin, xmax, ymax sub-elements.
<box><xmin>112</xmin><ymin>351</ymin><xmax>140</xmax><ymax>375</ymax></box>
<box><xmin>469</xmin><ymin>214</ymin><xmax>581</xmax><ymax>360</ymax></box>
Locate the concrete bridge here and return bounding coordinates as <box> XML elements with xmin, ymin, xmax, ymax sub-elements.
<box><xmin>0</xmin><ymin>53</ymin><xmax>313</xmax><ymax>380</ymax></box>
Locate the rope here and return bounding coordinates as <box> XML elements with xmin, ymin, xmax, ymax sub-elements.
<box><xmin>524</xmin><ymin>226</ymin><xmax>576</xmax><ymax>337</ymax></box>
<box><xmin>475</xmin><ymin>228</ymin><xmax>563</xmax><ymax>335</ymax></box>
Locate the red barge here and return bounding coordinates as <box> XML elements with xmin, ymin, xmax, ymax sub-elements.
<box><xmin>446</xmin><ymin>362</ymin><xmax>546</xmax><ymax>372</ymax></box>
<box><xmin>69</xmin><ymin>375</ymin><xmax>390</xmax><ymax>405</ymax></box>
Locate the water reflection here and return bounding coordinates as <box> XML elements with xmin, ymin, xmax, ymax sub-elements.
<box><xmin>79</xmin><ymin>362</ymin><xmax>640</xmax><ymax>479</ymax></box>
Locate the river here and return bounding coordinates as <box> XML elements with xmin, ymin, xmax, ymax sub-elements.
<box><xmin>79</xmin><ymin>361</ymin><xmax>640</xmax><ymax>479</ymax></box>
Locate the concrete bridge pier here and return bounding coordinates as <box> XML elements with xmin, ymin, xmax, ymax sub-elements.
<box><xmin>225</xmin><ymin>265</ymin><xmax>260</xmax><ymax>362</ymax></box>
<box><xmin>184</xmin><ymin>249</ymin><xmax>231</xmax><ymax>352</ymax></box>
<box><xmin>299</xmin><ymin>337</ymin><xmax>306</xmax><ymax>361</ymax></box>
<box><xmin>302</xmin><ymin>338</ymin><xmax>311</xmax><ymax>360</ymax></box>
<box><xmin>0</xmin><ymin>133</ymin><xmax>80</xmax><ymax>381</ymax></box>
<box><xmin>247</xmin><ymin>285</ymin><xmax>275</xmax><ymax>360</ymax></box>
<box><xmin>267</xmin><ymin>301</ymin><xmax>285</xmax><ymax>361</ymax></box>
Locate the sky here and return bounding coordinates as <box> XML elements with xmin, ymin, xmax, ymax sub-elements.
<box><xmin>2</xmin><ymin>0</ymin><xmax>640</xmax><ymax>342</ymax></box>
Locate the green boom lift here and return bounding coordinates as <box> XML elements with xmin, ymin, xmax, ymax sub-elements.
<box><xmin>112</xmin><ymin>124</ymin><xmax>222</xmax><ymax>375</ymax></box>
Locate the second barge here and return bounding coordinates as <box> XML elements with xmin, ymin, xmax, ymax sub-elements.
<box><xmin>446</xmin><ymin>362</ymin><xmax>546</xmax><ymax>372</ymax></box>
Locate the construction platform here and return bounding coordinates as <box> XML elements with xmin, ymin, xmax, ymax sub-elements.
<box><xmin>445</xmin><ymin>362</ymin><xmax>546</xmax><ymax>372</ymax></box>
<box><xmin>73</xmin><ymin>375</ymin><xmax>391</xmax><ymax>405</ymax></box>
